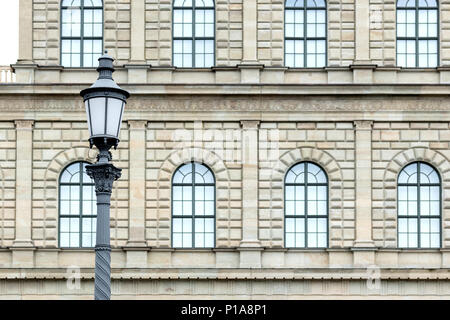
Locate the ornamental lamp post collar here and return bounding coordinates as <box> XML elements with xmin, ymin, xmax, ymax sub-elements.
<box><xmin>80</xmin><ymin>51</ymin><xmax>130</xmax><ymax>163</ymax></box>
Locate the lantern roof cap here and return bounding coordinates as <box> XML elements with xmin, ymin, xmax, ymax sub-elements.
<box><xmin>80</xmin><ymin>51</ymin><xmax>130</xmax><ymax>99</ymax></box>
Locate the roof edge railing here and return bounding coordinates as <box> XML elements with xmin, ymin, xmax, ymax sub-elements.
<box><xmin>0</xmin><ymin>66</ymin><xmax>16</xmax><ymax>83</ymax></box>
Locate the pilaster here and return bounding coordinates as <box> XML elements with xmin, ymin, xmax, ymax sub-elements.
<box><xmin>126</xmin><ymin>121</ymin><xmax>147</xmax><ymax>249</ymax></box>
<box><xmin>123</xmin><ymin>0</ymin><xmax>149</xmax><ymax>84</ymax></box>
<box><xmin>239</xmin><ymin>120</ymin><xmax>261</xmax><ymax>268</ymax></box>
<box><xmin>12</xmin><ymin>120</ymin><xmax>34</xmax><ymax>267</ymax></box>
<box><xmin>17</xmin><ymin>0</ymin><xmax>33</xmax><ymax>64</ymax></box>
<box><xmin>354</xmin><ymin>0</ymin><xmax>370</xmax><ymax>64</ymax></box>
<box><xmin>352</xmin><ymin>0</ymin><xmax>377</xmax><ymax>84</ymax></box>
<box><xmin>130</xmin><ymin>0</ymin><xmax>146</xmax><ymax>64</ymax></box>
<box><xmin>239</xmin><ymin>0</ymin><xmax>263</xmax><ymax>84</ymax></box>
<box><xmin>242</xmin><ymin>0</ymin><xmax>258</xmax><ymax>63</ymax></box>
<box><xmin>353</xmin><ymin>120</ymin><xmax>376</xmax><ymax>266</ymax></box>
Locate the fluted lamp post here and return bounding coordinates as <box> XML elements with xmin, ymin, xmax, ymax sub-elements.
<box><xmin>80</xmin><ymin>52</ymin><xmax>130</xmax><ymax>300</ymax></box>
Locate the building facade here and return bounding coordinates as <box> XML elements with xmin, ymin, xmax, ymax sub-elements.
<box><xmin>0</xmin><ymin>0</ymin><xmax>450</xmax><ymax>298</ymax></box>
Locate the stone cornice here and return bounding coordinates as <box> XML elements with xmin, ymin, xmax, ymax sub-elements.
<box><xmin>3</xmin><ymin>83</ymin><xmax>450</xmax><ymax>96</ymax></box>
<box><xmin>0</xmin><ymin>268</ymin><xmax>450</xmax><ymax>280</ymax></box>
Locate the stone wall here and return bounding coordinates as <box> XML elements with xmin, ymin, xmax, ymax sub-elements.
<box><xmin>369</xmin><ymin>0</ymin><xmax>450</xmax><ymax>67</ymax></box>
<box><xmin>145</xmin><ymin>121</ymin><xmax>243</xmax><ymax>248</ymax></box>
<box><xmin>372</xmin><ymin>122</ymin><xmax>450</xmax><ymax>248</ymax></box>
<box><xmin>32</xmin><ymin>0</ymin><xmax>131</xmax><ymax>66</ymax></box>
<box><xmin>24</xmin><ymin>0</ymin><xmax>450</xmax><ymax>85</ymax></box>
<box><xmin>258</xmin><ymin>122</ymin><xmax>355</xmax><ymax>248</ymax></box>
<box><xmin>31</xmin><ymin>0</ymin><xmax>363</xmax><ymax>67</ymax></box>
<box><xmin>3</xmin><ymin>117</ymin><xmax>448</xmax><ymax>251</ymax></box>
<box><xmin>0</xmin><ymin>122</ymin><xmax>16</xmax><ymax>247</ymax></box>
<box><xmin>31</xmin><ymin>121</ymin><xmax>129</xmax><ymax>247</ymax></box>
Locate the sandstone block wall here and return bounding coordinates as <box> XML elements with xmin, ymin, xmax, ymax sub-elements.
<box><xmin>258</xmin><ymin>122</ymin><xmax>356</xmax><ymax>248</ymax></box>
<box><xmin>0</xmin><ymin>123</ymin><xmax>16</xmax><ymax>247</ymax></box>
<box><xmin>372</xmin><ymin>122</ymin><xmax>450</xmax><ymax>248</ymax></box>
<box><xmin>31</xmin><ymin>121</ymin><xmax>129</xmax><ymax>247</ymax></box>
<box><xmin>145</xmin><ymin>121</ymin><xmax>243</xmax><ymax>248</ymax></box>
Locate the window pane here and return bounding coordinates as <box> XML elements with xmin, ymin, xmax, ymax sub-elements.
<box><xmin>398</xmin><ymin>233</ymin><xmax>407</xmax><ymax>248</ymax></box>
<box><xmin>286</xmin><ymin>186</ymin><xmax>295</xmax><ymax>200</ymax></box>
<box><xmin>204</xmin><ymin>233</ymin><xmax>214</xmax><ymax>247</ymax></box>
<box><xmin>195</xmin><ymin>201</ymin><xmax>204</xmax><ymax>215</ymax></box>
<box><xmin>295</xmin><ymin>233</ymin><xmax>305</xmax><ymax>247</ymax></box>
<box><xmin>60</xmin><ymin>218</ymin><xmax>70</xmax><ymax>232</ymax></box>
<box><xmin>182</xmin><ymin>218</ymin><xmax>192</xmax><ymax>233</ymax></box>
<box><xmin>195</xmin><ymin>233</ymin><xmax>204</xmax><ymax>247</ymax></box>
<box><xmin>60</xmin><ymin>233</ymin><xmax>70</xmax><ymax>247</ymax></box>
<box><xmin>307</xmin><ymin>201</ymin><xmax>316</xmax><ymax>215</ymax></box>
<box><xmin>397</xmin><ymin>24</ymin><xmax>406</xmax><ymax>38</ymax></box>
<box><xmin>406</xmin><ymin>54</ymin><xmax>415</xmax><ymax>67</ymax></box>
<box><xmin>430</xmin><ymin>233</ymin><xmax>440</xmax><ymax>248</ymax></box>
<box><xmin>70</xmin><ymin>231</ymin><xmax>79</xmax><ymax>247</ymax></box>
<box><xmin>317</xmin><ymin>233</ymin><xmax>327</xmax><ymax>247</ymax></box>
<box><xmin>173</xmin><ymin>234</ymin><xmax>182</xmax><ymax>247</ymax></box>
<box><xmin>295</xmin><ymin>186</ymin><xmax>305</xmax><ymax>200</ymax></box>
<box><xmin>173</xmin><ymin>218</ymin><xmax>182</xmax><ymax>233</ymax></box>
<box><xmin>408</xmin><ymin>201</ymin><xmax>417</xmax><ymax>216</ymax></box>
<box><xmin>82</xmin><ymin>233</ymin><xmax>93</xmax><ymax>247</ymax></box>
<box><xmin>295</xmin><ymin>200</ymin><xmax>305</xmax><ymax>215</ymax></box>
<box><xmin>94</xmin><ymin>9</ymin><xmax>102</xmax><ymax>23</ymax></box>
<box><xmin>183</xmin><ymin>233</ymin><xmax>192</xmax><ymax>247</ymax></box>
<box><xmin>408</xmin><ymin>233</ymin><xmax>418</xmax><ymax>247</ymax></box>
<box><xmin>286</xmin><ymin>10</ymin><xmax>294</xmax><ymax>24</ymax></box>
<box><xmin>204</xmin><ymin>218</ymin><xmax>214</xmax><ymax>232</ymax></box>
<box><xmin>286</xmin><ymin>233</ymin><xmax>295</xmax><ymax>247</ymax></box>
<box><xmin>71</xmin><ymin>54</ymin><xmax>81</xmax><ymax>67</ymax></box>
<box><xmin>93</xmin><ymin>24</ymin><xmax>103</xmax><ymax>37</ymax></box>
<box><xmin>204</xmin><ymin>186</ymin><xmax>214</xmax><ymax>200</ymax></box>
<box><xmin>397</xmin><ymin>10</ymin><xmax>406</xmax><ymax>24</ymax></box>
<box><xmin>286</xmin><ymin>218</ymin><xmax>295</xmax><ymax>233</ymax></box>
<box><xmin>183</xmin><ymin>201</ymin><xmax>192</xmax><ymax>215</ymax></box>
<box><xmin>307</xmin><ymin>233</ymin><xmax>317</xmax><ymax>247</ymax></box>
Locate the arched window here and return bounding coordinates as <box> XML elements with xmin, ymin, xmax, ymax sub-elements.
<box><xmin>398</xmin><ymin>162</ymin><xmax>441</xmax><ymax>248</ymax></box>
<box><xmin>173</xmin><ymin>0</ymin><xmax>215</xmax><ymax>68</ymax></box>
<box><xmin>61</xmin><ymin>0</ymin><xmax>103</xmax><ymax>67</ymax></box>
<box><xmin>284</xmin><ymin>0</ymin><xmax>327</xmax><ymax>68</ymax></box>
<box><xmin>59</xmin><ymin>162</ymin><xmax>96</xmax><ymax>248</ymax></box>
<box><xmin>285</xmin><ymin>162</ymin><xmax>328</xmax><ymax>248</ymax></box>
<box><xmin>172</xmin><ymin>162</ymin><xmax>215</xmax><ymax>248</ymax></box>
<box><xmin>396</xmin><ymin>0</ymin><xmax>439</xmax><ymax>68</ymax></box>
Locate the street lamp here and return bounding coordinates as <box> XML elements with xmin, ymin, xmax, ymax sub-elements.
<box><xmin>80</xmin><ymin>51</ymin><xmax>130</xmax><ymax>300</ymax></box>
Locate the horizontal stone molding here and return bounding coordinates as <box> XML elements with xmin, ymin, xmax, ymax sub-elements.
<box><xmin>1</xmin><ymin>267</ymin><xmax>450</xmax><ymax>280</ymax></box>
<box><xmin>3</xmin><ymin>94</ymin><xmax>450</xmax><ymax>114</ymax></box>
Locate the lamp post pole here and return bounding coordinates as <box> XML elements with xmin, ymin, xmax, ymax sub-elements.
<box><xmin>86</xmin><ymin>148</ymin><xmax>121</xmax><ymax>300</ymax></box>
<box><xmin>80</xmin><ymin>52</ymin><xmax>130</xmax><ymax>300</ymax></box>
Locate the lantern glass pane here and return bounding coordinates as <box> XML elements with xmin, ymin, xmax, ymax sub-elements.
<box><xmin>86</xmin><ymin>97</ymin><xmax>106</xmax><ymax>136</ymax></box>
<box><xmin>106</xmin><ymin>97</ymin><xmax>124</xmax><ymax>138</ymax></box>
